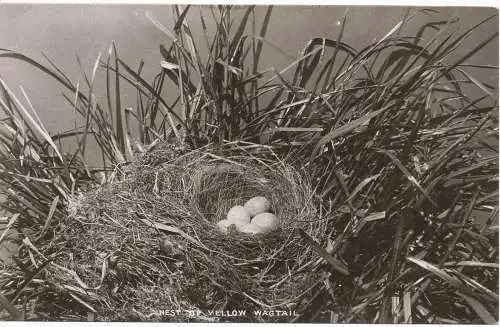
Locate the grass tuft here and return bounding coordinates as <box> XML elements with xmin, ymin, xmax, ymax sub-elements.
<box><xmin>0</xmin><ymin>5</ymin><xmax>497</xmax><ymax>323</ymax></box>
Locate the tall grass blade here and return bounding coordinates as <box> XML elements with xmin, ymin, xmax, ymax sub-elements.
<box><xmin>173</xmin><ymin>5</ymin><xmax>191</xmax><ymax>33</ymax></box>
<box><xmin>80</xmin><ymin>52</ymin><xmax>101</xmax><ymax>157</ymax></box>
<box><xmin>442</xmin><ymin>32</ymin><xmax>499</xmax><ymax>77</ymax></box>
<box><xmin>375</xmin><ymin>148</ymin><xmax>437</xmax><ymax>207</ymax></box>
<box><xmin>0</xmin><ymin>49</ymin><xmax>76</xmax><ymax>94</ymax></box>
<box><xmin>145</xmin><ymin>11</ymin><xmax>177</xmax><ymax>42</ymax></box>
<box><xmin>117</xmin><ymin>58</ymin><xmax>186</xmax><ymax>128</ymax></box>
<box><xmin>346</xmin><ymin>174</ymin><xmax>381</xmax><ymax>203</ymax></box>
<box><xmin>456</xmin><ymin>292</ymin><xmax>497</xmax><ymax>324</ymax></box>
<box><xmin>229</xmin><ymin>6</ymin><xmax>255</xmax><ymax>56</ymax></box>
<box><xmin>0</xmin><ymin>78</ymin><xmax>63</xmax><ymax>162</ymax></box>
<box><xmin>406</xmin><ymin>256</ymin><xmax>464</xmax><ymax>289</ymax></box>
<box><xmin>457</xmin><ymin>68</ymin><xmax>498</xmax><ymax>100</ymax></box>
<box><xmin>0</xmin><ymin>213</ymin><xmax>19</xmax><ymax>245</ymax></box>
<box><xmin>254</xmin><ymin>6</ymin><xmax>272</xmax><ymax>72</ymax></box>
<box><xmin>112</xmin><ymin>42</ymin><xmax>125</xmax><ymax>155</ymax></box>
<box><xmin>39</xmin><ymin>196</ymin><xmax>59</xmax><ymax>238</ymax></box>
<box><xmin>105</xmin><ymin>44</ymin><xmax>114</xmax><ymax>131</ymax></box>
<box><xmin>41</xmin><ymin>52</ymin><xmax>73</xmax><ymax>87</ymax></box>
<box><xmin>311</xmin><ymin>105</ymin><xmax>391</xmax><ymax>160</ymax></box>
<box><xmin>296</xmin><ymin>228</ymin><xmax>349</xmax><ymax>276</ymax></box>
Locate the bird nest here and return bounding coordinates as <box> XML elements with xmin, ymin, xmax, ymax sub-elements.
<box><xmin>13</xmin><ymin>142</ymin><xmax>333</xmax><ymax>321</ymax></box>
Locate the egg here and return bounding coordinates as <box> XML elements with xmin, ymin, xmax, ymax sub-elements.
<box><xmin>217</xmin><ymin>219</ymin><xmax>233</xmax><ymax>234</ymax></box>
<box><xmin>250</xmin><ymin>212</ymin><xmax>279</xmax><ymax>233</ymax></box>
<box><xmin>244</xmin><ymin>196</ymin><xmax>271</xmax><ymax>217</ymax></box>
<box><xmin>237</xmin><ymin>223</ymin><xmax>266</xmax><ymax>235</ymax></box>
<box><xmin>226</xmin><ymin>205</ymin><xmax>251</xmax><ymax>226</ymax></box>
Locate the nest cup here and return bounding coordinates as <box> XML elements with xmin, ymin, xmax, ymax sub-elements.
<box><xmin>192</xmin><ymin>163</ymin><xmax>275</xmax><ymax>224</ymax></box>
<box><xmin>182</xmin><ymin>153</ymin><xmax>327</xmax><ymax>314</ymax></box>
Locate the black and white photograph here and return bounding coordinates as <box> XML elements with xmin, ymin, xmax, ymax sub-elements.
<box><xmin>0</xmin><ymin>2</ymin><xmax>498</xmax><ymax>323</ymax></box>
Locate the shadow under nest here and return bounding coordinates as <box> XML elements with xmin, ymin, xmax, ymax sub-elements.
<box><xmin>26</xmin><ymin>141</ymin><xmax>335</xmax><ymax>321</ymax></box>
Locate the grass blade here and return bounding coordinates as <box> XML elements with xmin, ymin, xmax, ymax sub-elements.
<box><xmin>456</xmin><ymin>292</ymin><xmax>497</xmax><ymax>324</ymax></box>
<box><xmin>173</xmin><ymin>5</ymin><xmax>191</xmax><ymax>33</ymax></box>
<box><xmin>375</xmin><ymin>148</ymin><xmax>438</xmax><ymax>208</ymax></box>
<box><xmin>311</xmin><ymin>105</ymin><xmax>391</xmax><ymax>160</ymax></box>
<box><xmin>296</xmin><ymin>228</ymin><xmax>349</xmax><ymax>276</ymax></box>
<box><xmin>0</xmin><ymin>78</ymin><xmax>63</xmax><ymax>162</ymax></box>
<box><xmin>406</xmin><ymin>256</ymin><xmax>463</xmax><ymax>289</ymax></box>
<box><xmin>112</xmin><ymin>42</ymin><xmax>125</xmax><ymax>155</ymax></box>
<box><xmin>79</xmin><ymin>52</ymin><xmax>101</xmax><ymax>157</ymax></box>
<box><xmin>0</xmin><ymin>293</ymin><xmax>22</xmax><ymax>320</ymax></box>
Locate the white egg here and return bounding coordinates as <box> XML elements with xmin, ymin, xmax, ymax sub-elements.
<box><xmin>217</xmin><ymin>219</ymin><xmax>233</xmax><ymax>234</ymax></box>
<box><xmin>226</xmin><ymin>205</ymin><xmax>251</xmax><ymax>226</ymax></box>
<box><xmin>250</xmin><ymin>212</ymin><xmax>279</xmax><ymax>232</ymax></box>
<box><xmin>237</xmin><ymin>223</ymin><xmax>265</xmax><ymax>235</ymax></box>
<box><xmin>244</xmin><ymin>196</ymin><xmax>271</xmax><ymax>217</ymax></box>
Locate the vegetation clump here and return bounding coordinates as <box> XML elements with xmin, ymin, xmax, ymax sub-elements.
<box><xmin>0</xmin><ymin>5</ymin><xmax>498</xmax><ymax>323</ymax></box>
<box><xmin>53</xmin><ymin>142</ymin><xmax>324</xmax><ymax>321</ymax></box>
